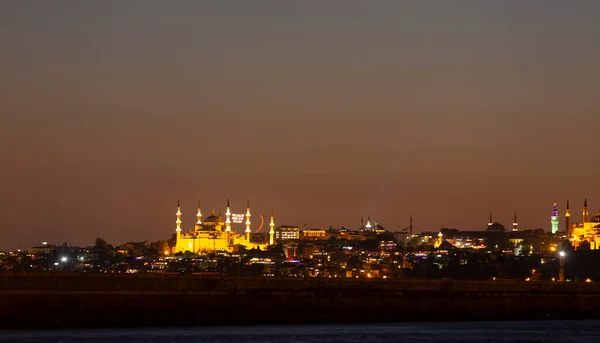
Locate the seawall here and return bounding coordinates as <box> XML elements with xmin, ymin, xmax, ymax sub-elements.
<box><xmin>2</xmin><ymin>272</ymin><xmax>600</xmax><ymax>329</ymax></box>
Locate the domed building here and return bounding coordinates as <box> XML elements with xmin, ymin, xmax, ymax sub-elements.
<box><xmin>591</xmin><ymin>211</ymin><xmax>600</xmax><ymax>223</ymax></box>
<box><xmin>197</xmin><ymin>214</ymin><xmax>223</xmax><ymax>231</ymax></box>
<box><xmin>486</xmin><ymin>222</ymin><xmax>507</xmax><ymax>233</ymax></box>
<box><xmin>173</xmin><ymin>198</ymin><xmax>274</xmax><ymax>254</ymax></box>
<box><xmin>568</xmin><ymin>199</ymin><xmax>600</xmax><ymax>250</ymax></box>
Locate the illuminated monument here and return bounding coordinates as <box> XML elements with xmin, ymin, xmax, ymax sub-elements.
<box><xmin>269</xmin><ymin>206</ymin><xmax>275</xmax><ymax>246</ymax></box>
<box><xmin>568</xmin><ymin>199</ymin><xmax>600</xmax><ymax>250</ymax></box>
<box><xmin>551</xmin><ymin>201</ymin><xmax>559</xmax><ymax>234</ymax></box>
<box><xmin>174</xmin><ymin>198</ymin><xmax>272</xmax><ymax>254</ymax></box>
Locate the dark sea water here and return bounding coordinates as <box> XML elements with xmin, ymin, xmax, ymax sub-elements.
<box><xmin>2</xmin><ymin>321</ymin><xmax>600</xmax><ymax>343</ymax></box>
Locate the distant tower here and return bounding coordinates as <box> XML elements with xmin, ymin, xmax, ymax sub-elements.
<box><xmin>245</xmin><ymin>197</ymin><xmax>251</xmax><ymax>241</ymax></box>
<box><xmin>583</xmin><ymin>198</ymin><xmax>589</xmax><ymax>223</ymax></box>
<box><xmin>409</xmin><ymin>216</ymin><xmax>413</xmax><ymax>235</ymax></box>
<box><xmin>175</xmin><ymin>198</ymin><xmax>182</xmax><ymax>237</ymax></box>
<box><xmin>361</xmin><ymin>216</ymin><xmax>364</xmax><ymax>229</ymax></box>
<box><xmin>225</xmin><ymin>198</ymin><xmax>232</xmax><ymax>232</ymax></box>
<box><xmin>196</xmin><ymin>199</ymin><xmax>202</xmax><ymax>225</ymax></box>
<box><xmin>513</xmin><ymin>212</ymin><xmax>518</xmax><ymax>232</ymax></box>
<box><xmin>365</xmin><ymin>214</ymin><xmax>372</xmax><ymax>230</ymax></box>
<box><xmin>269</xmin><ymin>206</ymin><xmax>275</xmax><ymax>245</ymax></box>
<box><xmin>565</xmin><ymin>199</ymin><xmax>571</xmax><ymax>236</ymax></box>
<box><xmin>224</xmin><ymin>198</ymin><xmax>232</xmax><ymax>247</ymax></box>
<box><xmin>175</xmin><ymin>198</ymin><xmax>182</xmax><ymax>252</ymax></box>
<box><xmin>551</xmin><ymin>201</ymin><xmax>559</xmax><ymax>234</ymax></box>
<box><xmin>488</xmin><ymin>212</ymin><xmax>493</xmax><ymax>226</ymax></box>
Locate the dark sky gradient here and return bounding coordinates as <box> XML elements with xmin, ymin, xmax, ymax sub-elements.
<box><xmin>1</xmin><ymin>1</ymin><xmax>600</xmax><ymax>249</ymax></box>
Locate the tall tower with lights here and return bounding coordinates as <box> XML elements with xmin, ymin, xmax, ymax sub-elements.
<box><xmin>488</xmin><ymin>212</ymin><xmax>493</xmax><ymax>226</ymax></box>
<box><xmin>245</xmin><ymin>198</ymin><xmax>251</xmax><ymax>241</ymax></box>
<box><xmin>365</xmin><ymin>214</ymin><xmax>372</xmax><ymax>230</ymax></box>
<box><xmin>175</xmin><ymin>199</ymin><xmax>182</xmax><ymax>250</ymax></box>
<box><xmin>513</xmin><ymin>212</ymin><xmax>518</xmax><ymax>232</ymax></box>
<box><xmin>551</xmin><ymin>201</ymin><xmax>559</xmax><ymax>234</ymax></box>
<box><xmin>583</xmin><ymin>198</ymin><xmax>589</xmax><ymax>223</ymax></box>
<box><xmin>565</xmin><ymin>199</ymin><xmax>571</xmax><ymax>236</ymax></box>
<box><xmin>225</xmin><ymin>198</ymin><xmax>232</xmax><ymax>232</ymax></box>
<box><xmin>196</xmin><ymin>199</ymin><xmax>202</xmax><ymax>225</ymax></box>
<box><xmin>225</xmin><ymin>198</ymin><xmax>232</xmax><ymax>247</ymax></box>
<box><xmin>269</xmin><ymin>206</ymin><xmax>275</xmax><ymax>245</ymax></box>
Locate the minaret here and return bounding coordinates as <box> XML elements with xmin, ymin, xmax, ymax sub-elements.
<box><xmin>223</xmin><ymin>199</ymin><xmax>231</xmax><ymax>248</ymax></box>
<box><xmin>196</xmin><ymin>199</ymin><xmax>202</xmax><ymax>225</ymax></box>
<box><xmin>225</xmin><ymin>198</ymin><xmax>232</xmax><ymax>232</ymax></box>
<box><xmin>361</xmin><ymin>216</ymin><xmax>364</xmax><ymax>229</ymax></box>
<box><xmin>175</xmin><ymin>198</ymin><xmax>182</xmax><ymax>247</ymax></box>
<box><xmin>269</xmin><ymin>206</ymin><xmax>275</xmax><ymax>245</ymax></box>
<box><xmin>488</xmin><ymin>212</ymin><xmax>493</xmax><ymax>226</ymax></box>
<box><xmin>513</xmin><ymin>212</ymin><xmax>518</xmax><ymax>232</ymax></box>
<box><xmin>565</xmin><ymin>199</ymin><xmax>571</xmax><ymax>237</ymax></box>
<box><xmin>409</xmin><ymin>216</ymin><xmax>413</xmax><ymax>235</ymax></box>
<box><xmin>583</xmin><ymin>198</ymin><xmax>589</xmax><ymax>223</ymax></box>
<box><xmin>551</xmin><ymin>201</ymin><xmax>559</xmax><ymax>234</ymax></box>
<box><xmin>365</xmin><ymin>214</ymin><xmax>372</xmax><ymax>230</ymax></box>
<box><xmin>245</xmin><ymin>197</ymin><xmax>251</xmax><ymax>241</ymax></box>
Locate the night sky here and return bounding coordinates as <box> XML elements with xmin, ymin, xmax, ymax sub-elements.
<box><xmin>1</xmin><ymin>1</ymin><xmax>599</xmax><ymax>250</ymax></box>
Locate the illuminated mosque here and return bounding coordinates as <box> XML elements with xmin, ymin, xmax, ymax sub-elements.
<box><xmin>566</xmin><ymin>199</ymin><xmax>600</xmax><ymax>250</ymax></box>
<box><xmin>173</xmin><ymin>198</ymin><xmax>275</xmax><ymax>254</ymax></box>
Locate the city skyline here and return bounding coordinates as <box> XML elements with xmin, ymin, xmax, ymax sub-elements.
<box><xmin>2</xmin><ymin>1</ymin><xmax>600</xmax><ymax>249</ymax></box>
<box><xmin>1</xmin><ymin>196</ymin><xmax>597</xmax><ymax>250</ymax></box>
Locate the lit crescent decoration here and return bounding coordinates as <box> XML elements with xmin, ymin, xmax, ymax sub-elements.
<box><xmin>256</xmin><ymin>213</ymin><xmax>264</xmax><ymax>233</ymax></box>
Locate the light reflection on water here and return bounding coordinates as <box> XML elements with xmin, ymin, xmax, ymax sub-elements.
<box><xmin>2</xmin><ymin>321</ymin><xmax>600</xmax><ymax>343</ymax></box>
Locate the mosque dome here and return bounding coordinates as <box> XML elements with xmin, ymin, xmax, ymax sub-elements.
<box><xmin>591</xmin><ymin>211</ymin><xmax>600</xmax><ymax>222</ymax></box>
<box><xmin>486</xmin><ymin>222</ymin><xmax>507</xmax><ymax>233</ymax></box>
<box><xmin>202</xmin><ymin>215</ymin><xmax>223</xmax><ymax>224</ymax></box>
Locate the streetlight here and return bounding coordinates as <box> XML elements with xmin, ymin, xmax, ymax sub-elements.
<box><xmin>559</xmin><ymin>251</ymin><xmax>566</xmax><ymax>282</ymax></box>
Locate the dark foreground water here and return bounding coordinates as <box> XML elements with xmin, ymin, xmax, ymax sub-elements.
<box><xmin>2</xmin><ymin>321</ymin><xmax>600</xmax><ymax>343</ymax></box>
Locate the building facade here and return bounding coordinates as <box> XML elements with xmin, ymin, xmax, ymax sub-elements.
<box><xmin>302</xmin><ymin>229</ymin><xmax>326</xmax><ymax>239</ymax></box>
<box><xmin>275</xmin><ymin>226</ymin><xmax>300</xmax><ymax>242</ymax></box>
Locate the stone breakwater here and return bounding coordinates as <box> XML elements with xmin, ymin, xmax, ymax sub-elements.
<box><xmin>1</xmin><ymin>272</ymin><xmax>600</xmax><ymax>330</ymax></box>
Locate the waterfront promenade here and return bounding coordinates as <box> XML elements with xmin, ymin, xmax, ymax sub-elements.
<box><xmin>2</xmin><ymin>272</ymin><xmax>600</xmax><ymax>329</ymax></box>
<box><xmin>3</xmin><ymin>272</ymin><xmax>600</xmax><ymax>293</ymax></box>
